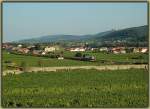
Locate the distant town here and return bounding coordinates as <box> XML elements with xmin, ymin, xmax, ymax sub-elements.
<box><xmin>3</xmin><ymin>42</ymin><xmax>148</xmax><ymax>61</ymax></box>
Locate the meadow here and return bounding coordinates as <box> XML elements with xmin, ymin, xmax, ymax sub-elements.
<box><xmin>64</xmin><ymin>51</ymin><xmax>148</xmax><ymax>63</ymax></box>
<box><xmin>2</xmin><ymin>51</ymin><xmax>98</xmax><ymax>70</ymax></box>
<box><xmin>2</xmin><ymin>50</ymin><xmax>148</xmax><ymax>70</ymax></box>
<box><xmin>2</xmin><ymin>69</ymin><xmax>148</xmax><ymax>108</ymax></box>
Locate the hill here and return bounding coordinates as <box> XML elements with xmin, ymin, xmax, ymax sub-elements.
<box><xmin>95</xmin><ymin>25</ymin><xmax>148</xmax><ymax>42</ymax></box>
<box><xmin>16</xmin><ymin>25</ymin><xmax>148</xmax><ymax>45</ymax></box>
<box><xmin>16</xmin><ymin>30</ymin><xmax>113</xmax><ymax>43</ymax></box>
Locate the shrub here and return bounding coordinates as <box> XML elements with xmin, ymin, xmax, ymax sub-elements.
<box><xmin>75</xmin><ymin>52</ymin><xmax>82</xmax><ymax>57</ymax></box>
<box><xmin>20</xmin><ymin>61</ymin><xmax>27</xmax><ymax>72</ymax></box>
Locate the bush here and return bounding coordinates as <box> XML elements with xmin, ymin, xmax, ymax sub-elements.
<box><xmin>38</xmin><ymin>60</ymin><xmax>42</xmax><ymax>67</ymax></box>
<box><xmin>75</xmin><ymin>52</ymin><xmax>82</xmax><ymax>57</ymax></box>
<box><xmin>20</xmin><ymin>61</ymin><xmax>27</xmax><ymax>72</ymax></box>
<box><xmin>50</xmin><ymin>55</ymin><xmax>56</xmax><ymax>58</ymax></box>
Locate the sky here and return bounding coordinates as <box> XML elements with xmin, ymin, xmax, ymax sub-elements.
<box><xmin>3</xmin><ymin>3</ymin><xmax>147</xmax><ymax>42</ymax></box>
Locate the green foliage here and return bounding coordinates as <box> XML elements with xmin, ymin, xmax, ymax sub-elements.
<box><xmin>125</xmin><ymin>48</ymin><xmax>134</xmax><ymax>53</ymax></box>
<box><xmin>2</xmin><ymin>69</ymin><xmax>148</xmax><ymax>108</ymax></box>
<box><xmin>94</xmin><ymin>25</ymin><xmax>148</xmax><ymax>47</ymax></box>
<box><xmin>75</xmin><ymin>52</ymin><xmax>82</xmax><ymax>57</ymax></box>
<box><xmin>2</xmin><ymin>50</ymin><xmax>148</xmax><ymax>71</ymax></box>
<box><xmin>17</xmin><ymin>25</ymin><xmax>148</xmax><ymax>47</ymax></box>
<box><xmin>20</xmin><ymin>61</ymin><xmax>27</xmax><ymax>72</ymax></box>
<box><xmin>34</xmin><ymin>44</ymin><xmax>41</xmax><ymax>50</ymax></box>
<box><xmin>37</xmin><ymin>60</ymin><xmax>42</xmax><ymax>67</ymax></box>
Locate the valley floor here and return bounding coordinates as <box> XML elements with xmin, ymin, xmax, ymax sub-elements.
<box><xmin>2</xmin><ymin>69</ymin><xmax>148</xmax><ymax>108</ymax></box>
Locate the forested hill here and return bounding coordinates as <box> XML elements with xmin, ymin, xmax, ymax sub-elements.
<box><xmin>16</xmin><ymin>25</ymin><xmax>148</xmax><ymax>45</ymax></box>
<box><xmin>94</xmin><ymin>25</ymin><xmax>148</xmax><ymax>42</ymax></box>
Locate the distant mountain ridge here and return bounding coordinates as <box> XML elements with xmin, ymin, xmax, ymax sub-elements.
<box><xmin>16</xmin><ymin>25</ymin><xmax>148</xmax><ymax>44</ymax></box>
<box><xmin>95</xmin><ymin>25</ymin><xmax>148</xmax><ymax>42</ymax></box>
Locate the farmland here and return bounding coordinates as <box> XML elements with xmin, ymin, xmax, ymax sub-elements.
<box><xmin>2</xmin><ymin>51</ymin><xmax>99</xmax><ymax>70</ymax></box>
<box><xmin>2</xmin><ymin>69</ymin><xmax>148</xmax><ymax>108</ymax></box>
<box><xmin>2</xmin><ymin>50</ymin><xmax>149</xmax><ymax>108</ymax></box>
<box><xmin>2</xmin><ymin>50</ymin><xmax>148</xmax><ymax>70</ymax></box>
<box><xmin>64</xmin><ymin>51</ymin><xmax>148</xmax><ymax>62</ymax></box>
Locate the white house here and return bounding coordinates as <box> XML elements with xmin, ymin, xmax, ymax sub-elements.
<box><xmin>45</xmin><ymin>46</ymin><xmax>56</xmax><ymax>52</ymax></box>
<box><xmin>141</xmin><ymin>48</ymin><xmax>148</xmax><ymax>53</ymax></box>
<box><xmin>120</xmin><ymin>50</ymin><xmax>126</xmax><ymax>54</ymax></box>
<box><xmin>133</xmin><ymin>48</ymin><xmax>140</xmax><ymax>53</ymax></box>
<box><xmin>18</xmin><ymin>44</ymin><xmax>22</xmax><ymax>47</ymax></box>
<box><xmin>111</xmin><ymin>47</ymin><xmax>126</xmax><ymax>54</ymax></box>
<box><xmin>113</xmin><ymin>50</ymin><xmax>120</xmax><ymax>54</ymax></box>
<box><xmin>99</xmin><ymin>47</ymin><xmax>108</xmax><ymax>52</ymax></box>
<box><xmin>58</xmin><ymin>57</ymin><xmax>64</xmax><ymax>60</ymax></box>
<box><xmin>91</xmin><ymin>48</ymin><xmax>98</xmax><ymax>51</ymax></box>
<box><xmin>70</xmin><ymin>47</ymin><xmax>86</xmax><ymax>52</ymax></box>
<box><xmin>41</xmin><ymin>51</ymin><xmax>46</xmax><ymax>55</ymax></box>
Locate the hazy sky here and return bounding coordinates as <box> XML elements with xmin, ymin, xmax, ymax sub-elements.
<box><xmin>3</xmin><ymin>3</ymin><xmax>147</xmax><ymax>42</ymax></box>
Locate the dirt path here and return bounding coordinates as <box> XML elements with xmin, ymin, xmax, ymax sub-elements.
<box><xmin>3</xmin><ymin>64</ymin><xmax>148</xmax><ymax>76</ymax></box>
<box><xmin>3</xmin><ymin>70</ymin><xmax>23</xmax><ymax>76</ymax></box>
<box><xmin>27</xmin><ymin>64</ymin><xmax>148</xmax><ymax>72</ymax></box>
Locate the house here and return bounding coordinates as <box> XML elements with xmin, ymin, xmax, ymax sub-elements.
<box><xmin>99</xmin><ymin>47</ymin><xmax>108</xmax><ymax>52</ymax></box>
<box><xmin>22</xmin><ymin>48</ymin><xmax>29</xmax><ymax>54</ymax></box>
<box><xmin>41</xmin><ymin>51</ymin><xmax>46</xmax><ymax>55</ymax></box>
<box><xmin>111</xmin><ymin>48</ymin><xmax>120</xmax><ymax>54</ymax></box>
<box><xmin>111</xmin><ymin>47</ymin><xmax>126</xmax><ymax>54</ymax></box>
<box><xmin>91</xmin><ymin>48</ymin><xmax>98</xmax><ymax>51</ymax></box>
<box><xmin>18</xmin><ymin>44</ymin><xmax>22</xmax><ymax>48</ymax></box>
<box><xmin>27</xmin><ymin>45</ymin><xmax>36</xmax><ymax>51</ymax></box>
<box><xmin>12</xmin><ymin>47</ymin><xmax>19</xmax><ymax>51</ymax></box>
<box><xmin>85</xmin><ymin>47</ymin><xmax>91</xmax><ymax>51</ymax></box>
<box><xmin>141</xmin><ymin>47</ymin><xmax>148</xmax><ymax>53</ymax></box>
<box><xmin>32</xmin><ymin>50</ymin><xmax>42</xmax><ymax>55</ymax></box>
<box><xmin>65</xmin><ymin>48</ymin><xmax>70</xmax><ymax>51</ymax></box>
<box><xmin>5</xmin><ymin>45</ymin><xmax>13</xmax><ymax>50</ymax></box>
<box><xmin>133</xmin><ymin>48</ymin><xmax>140</xmax><ymax>53</ymax></box>
<box><xmin>18</xmin><ymin>48</ymin><xmax>30</xmax><ymax>54</ymax></box>
<box><xmin>130</xmin><ymin>47</ymin><xmax>148</xmax><ymax>53</ymax></box>
<box><xmin>2</xmin><ymin>43</ymin><xmax>9</xmax><ymax>49</ymax></box>
<box><xmin>120</xmin><ymin>50</ymin><xmax>126</xmax><ymax>54</ymax></box>
<box><xmin>70</xmin><ymin>47</ymin><xmax>86</xmax><ymax>52</ymax></box>
<box><xmin>45</xmin><ymin>46</ymin><xmax>57</xmax><ymax>52</ymax></box>
<box><xmin>58</xmin><ymin>57</ymin><xmax>64</xmax><ymax>60</ymax></box>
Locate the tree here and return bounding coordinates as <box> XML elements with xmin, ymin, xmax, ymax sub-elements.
<box><xmin>20</xmin><ymin>61</ymin><xmax>27</xmax><ymax>72</ymax></box>
<box><xmin>60</xmin><ymin>51</ymin><xmax>64</xmax><ymax>57</ymax></box>
<box><xmin>35</xmin><ymin>44</ymin><xmax>41</xmax><ymax>50</ymax></box>
<box><xmin>75</xmin><ymin>52</ymin><xmax>82</xmax><ymax>57</ymax></box>
<box><xmin>38</xmin><ymin>60</ymin><xmax>42</xmax><ymax>67</ymax></box>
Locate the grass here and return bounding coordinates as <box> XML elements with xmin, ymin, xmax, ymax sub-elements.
<box><xmin>2</xmin><ymin>69</ymin><xmax>148</xmax><ymax>108</ymax></box>
<box><xmin>2</xmin><ymin>50</ymin><xmax>148</xmax><ymax>70</ymax></box>
<box><xmin>64</xmin><ymin>51</ymin><xmax>148</xmax><ymax>62</ymax></box>
<box><xmin>2</xmin><ymin>51</ymin><xmax>99</xmax><ymax>70</ymax></box>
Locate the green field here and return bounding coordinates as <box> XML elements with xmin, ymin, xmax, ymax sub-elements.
<box><xmin>2</xmin><ymin>69</ymin><xmax>148</xmax><ymax>108</ymax></box>
<box><xmin>2</xmin><ymin>50</ymin><xmax>148</xmax><ymax>70</ymax></box>
<box><xmin>64</xmin><ymin>51</ymin><xmax>148</xmax><ymax>62</ymax></box>
<box><xmin>2</xmin><ymin>51</ymin><xmax>99</xmax><ymax>70</ymax></box>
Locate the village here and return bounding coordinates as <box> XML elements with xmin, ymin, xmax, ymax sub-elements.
<box><xmin>3</xmin><ymin>43</ymin><xmax>148</xmax><ymax>56</ymax></box>
<box><xmin>2</xmin><ymin>42</ymin><xmax>148</xmax><ymax>75</ymax></box>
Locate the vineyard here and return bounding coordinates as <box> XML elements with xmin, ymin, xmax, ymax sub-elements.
<box><xmin>2</xmin><ymin>69</ymin><xmax>148</xmax><ymax>108</ymax></box>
